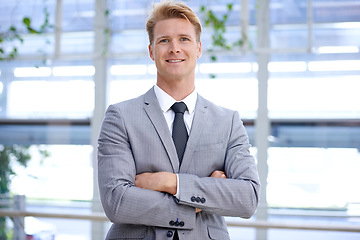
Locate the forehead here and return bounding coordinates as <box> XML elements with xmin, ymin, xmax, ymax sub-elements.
<box><xmin>153</xmin><ymin>18</ymin><xmax>196</xmax><ymax>37</ymax></box>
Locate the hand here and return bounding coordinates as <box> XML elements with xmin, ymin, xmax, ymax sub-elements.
<box><xmin>197</xmin><ymin>170</ymin><xmax>227</xmax><ymax>214</ymax></box>
<box><xmin>135</xmin><ymin>172</ymin><xmax>177</xmax><ymax>195</ymax></box>
<box><xmin>210</xmin><ymin>170</ymin><xmax>227</xmax><ymax>179</ymax></box>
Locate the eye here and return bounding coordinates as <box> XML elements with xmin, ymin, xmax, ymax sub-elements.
<box><xmin>159</xmin><ymin>39</ymin><xmax>168</xmax><ymax>43</ymax></box>
<box><xmin>181</xmin><ymin>37</ymin><xmax>190</xmax><ymax>41</ymax></box>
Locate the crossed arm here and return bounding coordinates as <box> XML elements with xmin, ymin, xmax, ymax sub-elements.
<box><xmin>135</xmin><ymin>170</ymin><xmax>227</xmax><ymax>195</ymax></box>
<box><xmin>135</xmin><ymin>170</ymin><xmax>227</xmax><ymax>213</ymax></box>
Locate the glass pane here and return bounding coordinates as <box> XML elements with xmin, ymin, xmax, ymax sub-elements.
<box><xmin>197</xmin><ymin>78</ymin><xmax>258</xmax><ymax>119</ymax></box>
<box><xmin>111</xmin><ymin>31</ymin><xmax>148</xmax><ymax>54</ymax></box>
<box><xmin>267</xmin><ymin>147</ymin><xmax>360</xmax><ymax>209</ymax></box>
<box><xmin>62</xmin><ymin>0</ymin><xmax>95</xmax><ymax>32</ymax></box>
<box><xmin>313</xmin><ymin>24</ymin><xmax>360</xmax><ymax>47</ymax></box>
<box><xmin>7</xmin><ymin>80</ymin><xmax>94</xmax><ymax>119</ymax></box>
<box><xmin>11</xmin><ymin>145</ymin><xmax>93</xmax><ymax>201</ymax></box>
<box><xmin>61</xmin><ymin>32</ymin><xmax>94</xmax><ymax>54</ymax></box>
<box><xmin>269</xmin><ymin>0</ymin><xmax>360</xmax><ymax>25</ymax></box>
<box><xmin>271</xmin><ymin>0</ymin><xmax>307</xmax><ymax>25</ymax></box>
<box><xmin>109</xmin><ymin>79</ymin><xmax>156</xmax><ymax>104</ymax></box>
<box><xmin>270</xmin><ymin>26</ymin><xmax>308</xmax><ymax>49</ymax></box>
<box><xmin>0</xmin><ymin>0</ymin><xmax>56</xmax><ymax>59</ymax></box>
<box><xmin>109</xmin><ymin>0</ymin><xmax>150</xmax><ymax>31</ymax></box>
<box><xmin>0</xmin><ymin>0</ymin><xmax>56</xmax><ymax>32</ymax></box>
<box><xmin>313</xmin><ymin>0</ymin><xmax>360</xmax><ymax>23</ymax></box>
<box><xmin>0</xmin><ymin>124</ymin><xmax>90</xmax><ymax>146</ymax></box>
<box><xmin>268</xmin><ymin>76</ymin><xmax>360</xmax><ymax>119</ymax></box>
<box><xmin>270</xmin><ymin>24</ymin><xmax>360</xmax><ymax>50</ymax></box>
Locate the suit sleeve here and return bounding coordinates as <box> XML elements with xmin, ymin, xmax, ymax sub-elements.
<box><xmin>97</xmin><ymin>104</ymin><xmax>196</xmax><ymax>228</ymax></box>
<box><xmin>177</xmin><ymin>111</ymin><xmax>260</xmax><ymax>218</ymax></box>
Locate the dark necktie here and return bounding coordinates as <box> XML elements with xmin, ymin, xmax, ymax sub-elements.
<box><xmin>171</xmin><ymin>102</ymin><xmax>188</xmax><ymax>164</ymax></box>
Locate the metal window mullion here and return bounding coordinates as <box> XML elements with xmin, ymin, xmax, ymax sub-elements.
<box><xmin>255</xmin><ymin>0</ymin><xmax>270</xmax><ymax>239</ymax></box>
<box><xmin>54</xmin><ymin>0</ymin><xmax>63</xmax><ymax>58</ymax></box>
<box><xmin>91</xmin><ymin>0</ymin><xmax>109</xmax><ymax>239</ymax></box>
<box><xmin>241</xmin><ymin>0</ymin><xmax>249</xmax><ymax>51</ymax></box>
<box><xmin>307</xmin><ymin>0</ymin><xmax>313</xmax><ymax>53</ymax></box>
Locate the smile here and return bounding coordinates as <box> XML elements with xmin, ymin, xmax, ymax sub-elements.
<box><xmin>166</xmin><ymin>59</ymin><xmax>184</xmax><ymax>63</ymax></box>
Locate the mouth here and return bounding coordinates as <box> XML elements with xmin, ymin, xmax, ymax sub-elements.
<box><xmin>166</xmin><ymin>59</ymin><xmax>185</xmax><ymax>63</ymax></box>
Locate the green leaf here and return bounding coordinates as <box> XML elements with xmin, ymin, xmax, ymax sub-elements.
<box><xmin>27</xmin><ymin>27</ymin><xmax>39</xmax><ymax>34</ymax></box>
<box><xmin>9</xmin><ymin>26</ymin><xmax>17</xmax><ymax>32</ymax></box>
<box><xmin>22</xmin><ymin>17</ymin><xmax>31</xmax><ymax>27</ymax></box>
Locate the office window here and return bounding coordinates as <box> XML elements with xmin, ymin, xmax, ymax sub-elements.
<box><xmin>0</xmin><ymin>0</ymin><xmax>359</xmax><ymax>211</ymax></box>
<box><xmin>11</xmin><ymin>145</ymin><xmax>93</xmax><ymax>201</ymax></box>
<box><xmin>268</xmin><ymin>76</ymin><xmax>360</xmax><ymax>119</ymax></box>
<box><xmin>8</xmin><ymin>79</ymin><xmax>94</xmax><ymax>119</ymax></box>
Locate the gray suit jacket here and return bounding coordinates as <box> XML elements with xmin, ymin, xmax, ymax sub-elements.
<box><xmin>98</xmin><ymin>87</ymin><xmax>260</xmax><ymax>240</ymax></box>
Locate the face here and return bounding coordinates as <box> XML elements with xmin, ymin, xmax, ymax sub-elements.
<box><xmin>149</xmin><ymin>18</ymin><xmax>202</xmax><ymax>85</ymax></box>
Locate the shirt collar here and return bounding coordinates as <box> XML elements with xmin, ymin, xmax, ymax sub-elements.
<box><xmin>154</xmin><ymin>85</ymin><xmax>197</xmax><ymax>114</ymax></box>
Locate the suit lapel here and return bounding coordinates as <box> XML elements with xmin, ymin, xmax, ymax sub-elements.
<box><xmin>180</xmin><ymin>95</ymin><xmax>208</xmax><ymax>173</ymax></box>
<box><xmin>143</xmin><ymin>88</ymin><xmax>179</xmax><ymax>172</ymax></box>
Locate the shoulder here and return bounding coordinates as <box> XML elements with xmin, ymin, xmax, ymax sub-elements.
<box><xmin>109</xmin><ymin>88</ymin><xmax>153</xmax><ymax>112</ymax></box>
<box><xmin>197</xmin><ymin>94</ymin><xmax>237</xmax><ymax>118</ymax></box>
<box><xmin>111</xmin><ymin>95</ymin><xmax>143</xmax><ymax>110</ymax></box>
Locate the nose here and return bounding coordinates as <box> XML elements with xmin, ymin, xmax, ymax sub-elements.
<box><xmin>169</xmin><ymin>41</ymin><xmax>181</xmax><ymax>54</ymax></box>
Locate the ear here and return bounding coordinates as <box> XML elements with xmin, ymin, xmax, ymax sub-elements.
<box><xmin>149</xmin><ymin>44</ymin><xmax>155</xmax><ymax>61</ymax></box>
<box><xmin>197</xmin><ymin>41</ymin><xmax>202</xmax><ymax>58</ymax></box>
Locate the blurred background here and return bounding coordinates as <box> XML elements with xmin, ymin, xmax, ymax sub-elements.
<box><xmin>0</xmin><ymin>0</ymin><xmax>359</xmax><ymax>239</ymax></box>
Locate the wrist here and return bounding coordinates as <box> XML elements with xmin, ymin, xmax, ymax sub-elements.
<box><xmin>162</xmin><ymin>172</ymin><xmax>177</xmax><ymax>195</ymax></box>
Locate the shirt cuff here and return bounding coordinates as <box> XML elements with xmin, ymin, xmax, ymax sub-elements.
<box><xmin>174</xmin><ymin>174</ymin><xmax>180</xmax><ymax>199</ymax></box>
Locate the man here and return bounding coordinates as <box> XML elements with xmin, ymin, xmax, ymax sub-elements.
<box><xmin>97</xmin><ymin>1</ymin><xmax>260</xmax><ymax>239</ymax></box>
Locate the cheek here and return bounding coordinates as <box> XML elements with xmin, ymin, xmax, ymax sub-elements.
<box><xmin>153</xmin><ymin>48</ymin><xmax>166</xmax><ymax>61</ymax></box>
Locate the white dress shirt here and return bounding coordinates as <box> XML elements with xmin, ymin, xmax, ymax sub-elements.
<box><xmin>154</xmin><ymin>84</ymin><xmax>197</xmax><ymax>134</ymax></box>
<box><xmin>153</xmin><ymin>84</ymin><xmax>198</xmax><ymax>198</ymax></box>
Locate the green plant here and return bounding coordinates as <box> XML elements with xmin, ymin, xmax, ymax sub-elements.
<box><xmin>0</xmin><ymin>4</ymin><xmax>52</xmax><ymax>61</ymax></box>
<box><xmin>103</xmin><ymin>8</ymin><xmax>111</xmax><ymax>57</ymax></box>
<box><xmin>200</xmin><ymin>4</ymin><xmax>234</xmax><ymax>52</ymax></box>
<box><xmin>0</xmin><ymin>145</ymin><xmax>49</xmax><ymax>239</ymax></box>
<box><xmin>199</xmin><ymin>2</ymin><xmax>249</xmax><ymax>78</ymax></box>
<box><xmin>0</xmin><ymin>145</ymin><xmax>31</xmax><ymax>194</ymax></box>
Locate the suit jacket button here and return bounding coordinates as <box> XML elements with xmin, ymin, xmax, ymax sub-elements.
<box><xmin>191</xmin><ymin>196</ymin><xmax>196</xmax><ymax>202</ymax></box>
<box><xmin>169</xmin><ymin>220</ymin><xmax>175</xmax><ymax>226</ymax></box>
<box><xmin>167</xmin><ymin>231</ymin><xmax>173</xmax><ymax>238</ymax></box>
<box><xmin>179</xmin><ymin>221</ymin><xmax>185</xmax><ymax>227</ymax></box>
<box><xmin>200</xmin><ymin>197</ymin><xmax>206</xmax><ymax>203</ymax></box>
<box><xmin>196</xmin><ymin>197</ymin><xmax>201</xmax><ymax>203</ymax></box>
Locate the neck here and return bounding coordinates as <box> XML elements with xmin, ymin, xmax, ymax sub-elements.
<box><xmin>157</xmin><ymin>81</ymin><xmax>195</xmax><ymax>101</ymax></box>
<box><xmin>157</xmin><ymin>76</ymin><xmax>195</xmax><ymax>101</ymax></box>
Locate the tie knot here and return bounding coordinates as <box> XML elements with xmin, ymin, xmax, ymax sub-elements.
<box><xmin>171</xmin><ymin>102</ymin><xmax>187</xmax><ymax>114</ymax></box>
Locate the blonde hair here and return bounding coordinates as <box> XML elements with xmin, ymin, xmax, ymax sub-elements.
<box><xmin>146</xmin><ymin>1</ymin><xmax>202</xmax><ymax>45</ymax></box>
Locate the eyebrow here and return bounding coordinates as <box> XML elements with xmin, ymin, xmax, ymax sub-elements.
<box><xmin>155</xmin><ymin>34</ymin><xmax>193</xmax><ymax>42</ymax></box>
